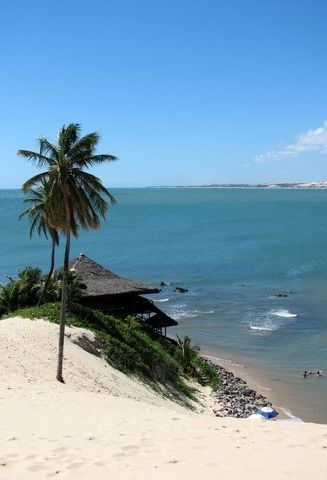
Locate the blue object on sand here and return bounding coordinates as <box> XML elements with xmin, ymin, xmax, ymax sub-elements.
<box><xmin>256</xmin><ymin>406</ymin><xmax>279</xmax><ymax>419</ymax></box>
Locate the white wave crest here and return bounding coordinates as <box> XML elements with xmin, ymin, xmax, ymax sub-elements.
<box><xmin>270</xmin><ymin>309</ymin><xmax>297</xmax><ymax>318</ymax></box>
<box><xmin>172</xmin><ymin>312</ymin><xmax>199</xmax><ymax>319</ymax></box>
<box><xmin>249</xmin><ymin>324</ymin><xmax>277</xmax><ymax>332</ymax></box>
<box><xmin>153</xmin><ymin>298</ymin><xmax>170</xmax><ymax>303</ymax></box>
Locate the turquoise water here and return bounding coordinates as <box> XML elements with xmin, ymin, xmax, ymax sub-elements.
<box><xmin>1</xmin><ymin>188</ymin><xmax>327</xmax><ymax>422</ymax></box>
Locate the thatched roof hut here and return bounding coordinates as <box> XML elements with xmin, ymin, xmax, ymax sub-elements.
<box><xmin>69</xmin><ymin>253</ymin><xmax>160</xmax><ymax>298</ymax></box>
<box><xmin>68</xmin><ymin>253</ymin><xmax>177</xmax><ymax>334</ymax></box>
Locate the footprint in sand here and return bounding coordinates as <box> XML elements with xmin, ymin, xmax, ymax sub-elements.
<box><xmin>25</xmin><ymin>454</ymin><xmax>38</xmax><ymax>460</ymax></box>
<box><xmin>27</xmin><ymin>463</ymin><xmax>48</xmax><ymax>472</ymax></box>
<box><xmin>68</xmin><ymin>462</ymin><xmax>84</xmax><ymax>470</ymax></box>
<box><xmin>121</xmin><ymin>445</ymin><xmax>139</xmax><ymax>451</ymax></box>
<box><xmin>52</xmin><ymin>447</ymin><xmax>67</xmax><ymax>454</ymax></box>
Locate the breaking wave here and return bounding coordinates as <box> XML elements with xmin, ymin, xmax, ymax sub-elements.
<box><xmin>248</xmin><ymin>308</ymin><xmax>298</xmax><ymax>333</ymax></box>
<box><xmin>270</xmin><ymin>309</ymin><xmax>297</xmax><ymax>318</ymax></box>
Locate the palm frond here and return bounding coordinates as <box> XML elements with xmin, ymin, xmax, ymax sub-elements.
<box><xmin>21</xmin><ymin>172</ymin><xmax>50</xmax><ymax>192</ymax></box>
<box><xmin>58</xmin><ymin>123</ymin><xmax>81</xmax><ymax>154</ymax></box>
<box><xmin>17</xmin><ymin>150</ymin><xmax>54</xmax><ymax>168</ymax></box>
<box><xmin>39</xmin><ymin>138</ymin><xmax>59</xmax><ymax>162</ymax></box>
<box><xmin>73</xmin><ymin>169</ymin><xmax>117</xmax><ymax>204</ymax></box>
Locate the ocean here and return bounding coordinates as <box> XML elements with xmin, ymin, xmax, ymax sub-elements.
<box><xmin>1</xmin><ymin>187</ymin><xmax>327</xmax><ymax>423</ymax></box>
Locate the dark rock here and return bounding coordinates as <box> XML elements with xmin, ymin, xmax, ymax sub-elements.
<box><xmin>174</xmin><ymin>287</ymin><xmax>188</xmax><ymax>293</ymax></box>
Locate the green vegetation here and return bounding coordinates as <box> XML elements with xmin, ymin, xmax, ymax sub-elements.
<box><xmin>0</xmin><ymin>267</ymin><xmax>43</xmax><ymax>313</ymax></box>
<box><xmin>0</xmin><ymin>267</ymin><xmax>85</xmax><ymax>313</ymax></box>
<box><xmin>175</xmin><ymin>335</ymin><xmax>200</xmax><ymax>373</ymax></box>
<box><xmin>8</xmin><ymin>303</ymin><xmax>220</xmax><ymax>405</ymax></box>
<box><xmin>18</xmin><ymin>123</ymin><xmax>116</xmax><ymax>382</ymax></box>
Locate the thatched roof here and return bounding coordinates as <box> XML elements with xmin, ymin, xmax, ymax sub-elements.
<box><xmin>69</xmin><ymin>254</ymin><xmax>160</xmax><ymax>298</ymax></box>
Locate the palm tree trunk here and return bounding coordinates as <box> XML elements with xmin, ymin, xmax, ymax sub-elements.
<box><xmin>56</xmin><ymin>226</ymin><xmax>70</xmax><ymax>383</ymax></box>
<box><xmin>37</xmin><ymin>239</ymin><xmax>56</xmax><ymax>306</ymax></box>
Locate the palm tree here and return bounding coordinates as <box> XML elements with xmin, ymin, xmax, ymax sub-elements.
<box><xmin>19</xmin><ymin>180</ymin><xmax>60</xmax><ymax>306</ymax></box>
<box><xmin>18</xmin><ymin>123</ymin><xmax>117</xmax><ymax>382</ymax></box>
<box><xmin>175</xmin><ymin>336</ymin><xmax>200</xmax><ymax>373</ymax></box>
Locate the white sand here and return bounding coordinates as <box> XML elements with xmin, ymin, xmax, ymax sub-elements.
<box><xmin>1</xmin><ymin>317</ymin><xmax>327</xmax><ymax>479</ymax></box>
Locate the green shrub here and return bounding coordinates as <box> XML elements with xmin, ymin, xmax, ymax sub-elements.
<box><xmin>0</xmin><ymin>267</ymin><xmax>43</xmax><ymax>312</ymax></box>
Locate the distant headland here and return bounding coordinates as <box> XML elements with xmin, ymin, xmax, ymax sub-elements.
<box><xmin>173</xmin><ymin>182</ymin><xmax>327</xmax><ymax>189</ymax></box>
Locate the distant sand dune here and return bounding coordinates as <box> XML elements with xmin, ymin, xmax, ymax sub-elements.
<box><xmin>1</xmin><ymin>317</ymin><xmax>327</xmax><ymax>479</ymax></box>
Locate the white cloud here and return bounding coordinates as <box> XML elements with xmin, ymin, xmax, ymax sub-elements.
<box><xmin>255</xmin><ymin>121</ymin><xmax>327</xmax><ymax>162</ymax></box>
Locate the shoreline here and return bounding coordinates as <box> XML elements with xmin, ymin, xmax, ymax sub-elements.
<box><xmin>198</xmin><ymin>345</ymin><xmax>327</xmax><ymax>424</ymax></box>
<box><xmin>202</xmin><ymin>353</ymin><xmax>296</xmax><ymax>421</ymax></box>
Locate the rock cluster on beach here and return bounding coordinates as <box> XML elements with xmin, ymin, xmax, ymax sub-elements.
<box><xmin>203</xmin><ymin>359</ymin><xmax>271</xmax><ymax>418</ymax></box>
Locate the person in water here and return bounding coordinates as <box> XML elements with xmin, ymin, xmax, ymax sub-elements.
<box><xmin>303</xmin><ymin>371</ymin><xmax>308</xmax><ymax>378</ymax></box>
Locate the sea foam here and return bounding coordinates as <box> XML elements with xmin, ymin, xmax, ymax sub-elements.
<box><xmin>270</xmin><ymin>309</ymin><xmax>297</xmax><ymax>318</ymax></box>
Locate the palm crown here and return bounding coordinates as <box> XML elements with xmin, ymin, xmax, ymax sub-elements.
<box><xmin>19</xmin><ymin>123</ymin><xmax>117</xmax><ymax>236</ymax></box>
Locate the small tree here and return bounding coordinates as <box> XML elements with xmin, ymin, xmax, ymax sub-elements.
<box><xmin>175</xmin><ymin>335</ymin><xmax>200</xmax><ymax>374</ymax></box>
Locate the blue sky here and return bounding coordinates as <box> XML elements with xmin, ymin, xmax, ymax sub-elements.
<box><xmin>1</xmin><ymin>0</ymin><xmax>327</xmax><ymax>187</ymax></box>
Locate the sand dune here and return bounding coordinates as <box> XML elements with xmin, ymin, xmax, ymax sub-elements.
<box><xmin>1</xmin><ymin>317</ymin><xmax>327</xmax><ymax>479</ymax></box>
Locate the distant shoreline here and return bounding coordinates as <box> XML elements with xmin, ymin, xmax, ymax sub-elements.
<box><xmin>171</xmin><ymin>182</ymin><xmax>327</xmax><ymax>189</ymax></box>
<box><xmin>2</xmin><ymin>183</ymin><xmax>327</xmax><ymax>190</ymax></box>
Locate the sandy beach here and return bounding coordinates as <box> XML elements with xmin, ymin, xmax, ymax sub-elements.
<box><xmin>1</xmin><ymin>317</ymin><xmax>327</xmax><ymax>479</ymax></box>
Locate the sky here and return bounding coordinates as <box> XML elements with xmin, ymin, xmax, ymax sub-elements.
<box><xmin>1</xmin><ymin>0</ymin><xmax>327</xmax><ymax>187</ymax></box>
